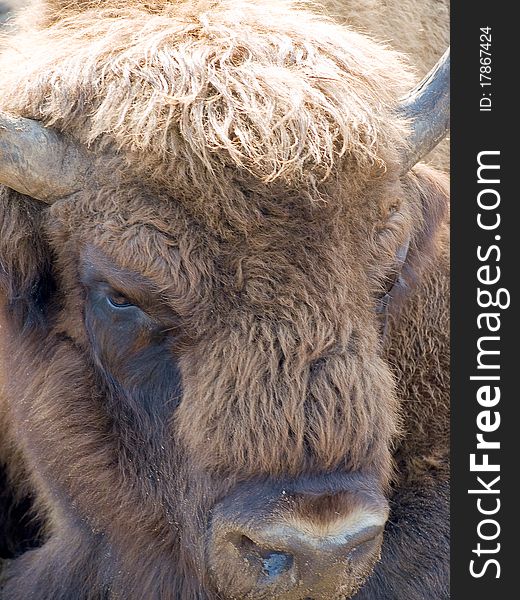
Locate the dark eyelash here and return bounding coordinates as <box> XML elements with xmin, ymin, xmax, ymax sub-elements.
<box><xmin>107</xmin><ymin>293</ymin><xmax>135</xmax><ymax>309</ymax></box>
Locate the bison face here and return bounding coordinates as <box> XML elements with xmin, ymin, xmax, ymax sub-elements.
<box><xmin>70</xmin><ymin>199</ymin><xmax>396</xmax><ymax>599</ymax></box>
<box><xmin>0</xmin><ymin>156</ymin><xmax>448</xmax><ymax>599</ymax></box>
<box><xmin>0</xmin><ymin>6</ymin><xmax>448</xmax><ymax>592</ymax></box>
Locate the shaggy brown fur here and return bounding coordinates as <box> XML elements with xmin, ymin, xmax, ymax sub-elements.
<box><xmin>0</xmin><ymin>1</ymin><xmax>449</xmax><ymax>599</ymax></box>
<box><xmin>0</xmin><ymin>0</ymin><xmax>450</xmax><ymax>174</ymax></box>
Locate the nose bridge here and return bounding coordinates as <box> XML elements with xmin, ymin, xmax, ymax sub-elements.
<box><xmin>178</xmin><ymin>338</ymin><xmax>396</xmax><ymax>485</ymax></box>
<box><xmin>287</xmin><ymin>493</ymin><xmax>389</xmax><ymax>542</ymax></box>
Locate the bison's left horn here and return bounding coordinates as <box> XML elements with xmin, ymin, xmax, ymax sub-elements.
<box><xmin>399</xmin><ymin>47</ymin><xmax>450</xmax><ymax>172</ymax></box>
<box><xmin>0</xmin><ymin>111</ymin><xmax>94</xmax><ymax>202</ymax></box>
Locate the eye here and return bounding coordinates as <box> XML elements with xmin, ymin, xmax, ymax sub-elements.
<box><xmin>388</xmin><ymin>202</ymin><xmax>399</xmax><ymax>216</ymax></box>
<box><xmin>107</xmin><ymin>292</ymin><xmax>135</xmax><ymax>309</ymax></box>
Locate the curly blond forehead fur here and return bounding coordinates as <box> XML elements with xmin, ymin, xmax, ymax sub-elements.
<box><xmin>0</xmin><ymin>0</ymin><xmax>415</xmax><ymax>193</ymax></box>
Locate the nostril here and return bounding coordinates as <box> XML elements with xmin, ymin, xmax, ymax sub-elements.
<box><xmin>236</xmin><ymin>534</ymin><xmax>294</xmax><ymax>579</ymax></box>
<box><xmin>261</xmin><ymin>550</ymin><xmax>293</xmax><ymax>578</ymax></box>
<box><xmin>237</xmin><ymin>534</ymin><xmax>260</xmax><ymax>554</ymax></box>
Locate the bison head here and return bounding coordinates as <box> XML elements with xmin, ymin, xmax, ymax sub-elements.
<box><xmin>0</xmin><ymin>2</ymin><xmax>449</xmax><ymax>598</ymax></box>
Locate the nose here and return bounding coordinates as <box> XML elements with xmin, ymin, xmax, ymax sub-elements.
<box><xmin>209</xmin><ymin>481</ymin><xmax>388</xmax><ymax>599</ymax></box>
<box><xmin>220</xmin><ymin>520</ymin><xmax>383</xmax><ymax>596</ymax></box>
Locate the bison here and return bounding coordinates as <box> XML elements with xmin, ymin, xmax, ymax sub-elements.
<box><xmin>0</xmin><ymin>1</ymin><xmax>450</xmax><ymax>599</ymax></box>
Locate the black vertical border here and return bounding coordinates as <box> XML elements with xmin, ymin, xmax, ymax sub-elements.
<box><xmin>451</xmin><ymin>2</ymin><xmax>515</xmax><ymax>597</ymax></box>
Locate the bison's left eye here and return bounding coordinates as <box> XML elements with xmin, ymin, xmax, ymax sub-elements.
<box><xmin>107</xmin><ymin>293</ymin><xmax>135</xmax><ymax>309</ymax></box>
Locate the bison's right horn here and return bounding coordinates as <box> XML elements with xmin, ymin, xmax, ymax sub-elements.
<box><xmin>399</xmin><ymin>48</ymin><xmax>450</xmax><ymax>172</ymax></box>
<box><xmin>0</xmin><ymin>111</ymin><xmax>94</xmax><ymax>202</ymax></box>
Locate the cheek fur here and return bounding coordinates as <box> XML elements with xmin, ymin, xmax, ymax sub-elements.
<box><xmin>84</xmin><ymin>299</ymin><xmax>183</xmax><ymax>420</ymax></box>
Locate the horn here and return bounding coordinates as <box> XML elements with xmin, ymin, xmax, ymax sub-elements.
<box><xmin>0</xmin><ymin>111</ymin><xmax>94</xmax><ymax>202</ymax></box>
<box><xmin>399</xmin><ymin>47</ymin><xmax>450</xmax><ymax>172</ymax></box>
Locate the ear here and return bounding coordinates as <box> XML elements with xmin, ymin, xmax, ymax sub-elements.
<box><xmin>0</xmin><ymin>186</ymin><xmax>54</xmax><ymax>330</ymax></box>
<box><xmin>400</xmin><ymin>163</ymin><xmax>449</xmax><ymax>286</ymax></box>
<box><xmin>383</xmin><ymin>164</ymin><xmax>449</xmax><ymax>325</ymax></box>
<box><xmin>407</xmin><ymin>163</ymin><xmax>449</xmax><ymax>259</ymax></box>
